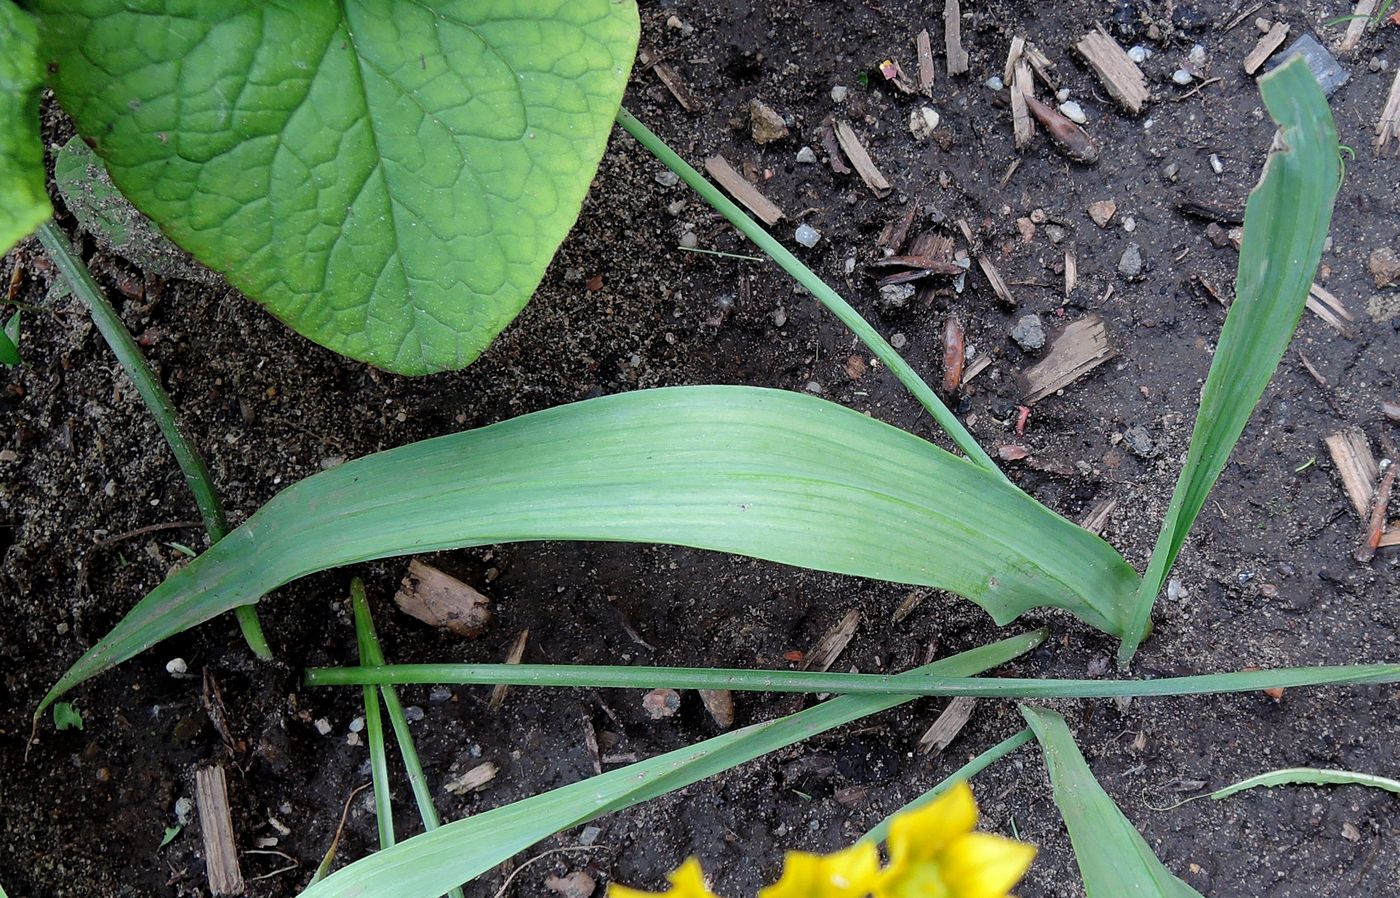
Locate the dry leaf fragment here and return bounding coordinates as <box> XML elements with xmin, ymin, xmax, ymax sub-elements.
<box><xmin>394</xmin><ymin>559</ymin><xmax>492</xmax><ymax>638</ymax></box>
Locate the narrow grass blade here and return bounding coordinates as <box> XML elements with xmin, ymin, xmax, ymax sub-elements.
<box><xmin>41</xmin><ymin>387</ymin><xmax>1139</xmax><ymax>714</ymax></box>
<box><xmin>1210</xmin><ymin>767</ymin><xmax>1400</xmax><ymax>800</ymax></box>
<box><xmin>616</xmin><ymin>108</ymin><xmax>1004</xmax><ymax>480</ymax></box>
<box><xmin>1021</xmin><ymin>706</ymin><xmax>1205</xmax><ymax>898</ymax></box>
<box><xmin>352</xmin><ymin>581</ymin><xmax>395</xmax><ymax>850</ymax></box>
<box><xmin>303</xmin><ymin>660</ymin><xmax>1400</xmax><ymax>698</ymax></box>
<box><xmin>297</xmin><ymin>631</ymin><xmax>1045</xmax><ymax>898</ymax></box>
<box><xmin>351</xmin><ymin>581</ymin><xmax>464</xmax><ymax>898</ymax></box>
<box><xmin>34</xmin><ymin>222</ymin><xmax>272</xmax><ymax>660</ymax></box>
<box><xmin>858</xmin><ymin>728</ymin><xmax>1033</xmax><ymax>845</ymax></box>
<box><xmin>1118</xmin><ymin>56</ymin><xmax>1340</xmax><ymax>664</ymax></box>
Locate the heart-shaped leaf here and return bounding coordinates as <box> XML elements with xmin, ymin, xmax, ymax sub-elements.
<box><xmin>32</xmin><ymin>0</ymin><xmax>639</xmax><ymax>373</ymax></box>
<box><xmin>0</xmin><ymin>0</ymin><xmax>50</xmax><ymax>255</ymax></box>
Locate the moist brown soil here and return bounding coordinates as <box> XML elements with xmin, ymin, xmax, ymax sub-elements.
<box><xmin>2</xmin><ymin>2</ymin><xmax>1398</xmax><ymax>897</ymax></box>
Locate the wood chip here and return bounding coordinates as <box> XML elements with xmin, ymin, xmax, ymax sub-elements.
<box><xmin>956</xmin><ymin>219</ymin><xmax>1016</xmax><ymax>307</ymax></box>
<box><xmin>704</xmin><ymin>155</ymin><xmax>785</xmax><ymax>225</ymax></box>
<box><xmin>819</xmin><ymin>119</ymin><xmax>853</xmax><ymax>175</ymax></box>
<box><xmin>1077</xmin><ymin>497</ymin><xmax>1118</xmax><ymax>535</ymax></box>
<box><xmin>1357</xmin><ymin>466</ymin><xmax>1395</xmax><ymax>562</ymax></box>
<box><xmin>1244</xmin><ymin>22</ymin><xmax>1289</xmax><ymax>74</ymax></box>
<box><xmin>962</xmin><ymin>354</ymin><xmax>992</xmax><ymax>384</ymax></box>
<box><xmin>1074</xmin><ymin>26</ymin><xmax>1149</xmax><ymax>114</ymax></box>
<box><xmin>1023</xmin><ymin>41</ymin><xmax>1060</xmax><ymax>89</ymax></box>
<box><xmin>877</xmin><ymin>200</ymin><xmax>920</xmax><ymax>252</ymax></box>
<box><xmin>195</xmin><ymin>766</ymin><xmax>244</xmax><ymax>896</ymax></box>
<box><xmin>834</xmin><ymin>122</ymin><xmax>891</xmax><ymax>197</ymax></box>
<box><xmin>1021</xmin><ymin>314</ymin><xmax>1116</xmax><ymax>404</ymax></box>
<box><xmin>698</xmin><ymin>689</ymin><xmax>735</xmax><ymax>728</ymax></box>
<box><xmin>1004</xmin><ymin>36</ymin><xmax>1026</xmax><ymax>86</ymax></box>
<box><xmin>488</xmin><ymin>628</ymin><xmax>530</xmax><ymax>712</ymax></box>
<box><xmin>917</xmin><ymin>696</ymin><xmax>978</xmax><ymax>755</ymax></box>
<box><xmin>916</xmin><ymin>29</ymin><xmax>936</xmax><ymax>93</ymax></box>
<box><xmin>891</xmin><ymin>589</ymin><xmax>929</xmax><ymax>623</ymax></box>
<box><xmin>944</xmin><ymin>0</ymin><xmax>969</xmax><ymax>75</ymax></box>
<box><xmin>1064</xmin><ymin>250</ymin><xmax>1077</xmax><ymax>296</ymax></box>
<box><xmin>445</xmin><ymin>761</ymin><xmax>499</xmax><ymax>795</ymax></box>
<box><xmin>395</xmin><ymin>559</ymin><xmax>492</xmax><ymax>638</ymax></box>
<box><xmin>637</xmin><ymin>47</ymin><xmax>700</xmax><ymax>112</ymax></box>
<box><xmin>1377</xmin><ymin>69</ymin><xmax>1400</xmax><ymax>155</ymax></box>
<box><xmin>1306</xmin><ymin>282</ymin><xmax>1356</xmax><ymax>336</ymax></box>
<box><xmin>1378</xmin><ymin>526</ymin><xmax>1400</xmax><ymax>548</ymax></box>
<box><xmin>1340</xmin><ymin>0</ymin><xmax>1378</xmax><ymax>54</ymax></box>
<box><xmin>1010</xmin><ymin>59</ymin><xmax>1035</xmax><ymax>150</ymax></box>
<box><xmin>1325</xmin><ymin>429</ymin><xmax>1379</xmax><ymax>519</ymax></box>
<box><xmin>801</xmin><ymin>608</ymin><xmax>860</xmax><ymax>672</ymax></box>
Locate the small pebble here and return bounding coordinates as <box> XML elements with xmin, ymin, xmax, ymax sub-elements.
<box><xmin>348</xmin><ymin>716</ymin><xmax>365</xmax><ymax>734</ymax></box>
<box><xmin>909</xmin><ymin>106</ymin><xmax>941</xmax><ymax>140</ymax></box>
<box><xmin>795</xmin><ymin>145</ymin><xmax>817</xmax><ymax>164</ymax></box>
<box><xmin>794</xmin><ymin>224</ymin><xmax>821</xmax><ymax>247</ymax></box>
<box><xmin>771</xmin><ymin>307</ymin><xmax>787</xmax><ymax>327</ymax></box>
<box><xmin>1172</xmin><ymin>68</ymin><xmax>1193</xmax><ymax>85</ymax></box>
<box><xmin>803</xmin><ymin>381</ymin><xmax>824</xmax><ymax>394</ymax></box>
<box><xmin>1058</xmin><ymin>100</ymin><xmax>1087</xmax><ymax>124</ymax></box>
<box><xmin>984</xmin><ymin>75</ymin><xmax>1004</xmax><ymax>91</ymax></box>
<box><xmin>404</xmin><ymin>706</ymin><xmax>425</xmax><ymax>722</ymax></box>
<box><xmin>314</xmin><ymin>718</ymin><xmax>332</xmax><ymax>736</ymax></box>
<box><xmin>1188</xmin><ymin>44</ymin><xmax>1206</xmax><ymax>67</ymax></box>
<box><xmin>1118</xmin><ymin>243</ymin><xmax>1143</xmax><ymax>279</ymax></box>
<box><xmin>1163</xmin><ymin>162</ymin><xmax>1180</xmax><ymax>181</ymax></box>
<box><xmin>1009</xmin><ymin>314</ymin><xmax>1046</xmax><ymax>351</ymax></box>
<box><xmin>654</xmin><ymin>170</ymin><xmax>679</xmax><ymax>188</ymax></box>
<box><xmin>1055</xmin><ymin>87</ymin><xmax>1070</xmax><ymax>102</ymax></box>
<box><xmin>1123</xmin><ymin>424</ymin><xmax>1157</xmax><ymax>458</ymax></box>
<box><xmin>830</xmin><ymin>85</ymin><xmax>849</xmax><ymax>103</ymax></box>
<box><xmin>1209</xmin><ymin>153</ymin><xmax>1223</xmax><ymax>174</ymax></box>
<box><xmin>1369</xmin><ymin>56</ymin><xmax>1383</xmax><ymax>73</ymax></box>
<box><xmin>843</xmin><ymin>256</ymin><xmax>856</xmax><ymax>274</ymax></box>
<box><xmin>1122</xmin><ymin>216</ymin><xmax>1137</xmax><ymax>233</ymax></box>
<box><xmin>1128</xmin><ymin>45</ymin><xmax>1149</xmax><ymax>63</ymax></box>
<box><xmin>165</xmin><ymin>657</ymin><xmax>187</xmax><ymax>676</ymax></box>
<box><xmin>579</xmin><ymin>825</ymin><xmax>603</xmax><ymax>846</ymax></box>
<box><xmin>1167</xmin><ymin>578</ymin><xmax>1187</xmax><ymax>600</ymax></box>
<box><xmin>679</xmin><ymin>231</ymin><xmax>697</xmax><ymax>249</ymax></box>
<box><xmin>1256</xmin><ymin>17</ymin><xmax>1273</xmax><ymax>33</ymax></box>
<box><xmin>666</xmin><ymin>199</ymin><xmax>687</xmax><ymax>216</ymax></box>
<box><xmin>429</xmin><ymin>685</ymin><xmax>453</xmax><ymax>703</ymax></box>
<box><xmin>890</xmin><ymin>332</ymin><xmax>908</xmax><ymax>349</ymax></box>
<box><xmin>877</xmin><ymin>283</ymin><xmax>915</xmax><ymax>311</ymax></box>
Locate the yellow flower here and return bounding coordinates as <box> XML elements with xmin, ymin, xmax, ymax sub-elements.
<box><xmin>875</xmin><ymin>782</ymin><xmax>1035</xmax><ymax>898</ymax></box>
<box><xmin>759</xmin><ymin>842</ymin><xmax>881</xmax><ymax>898</ymax></box>
<box><xmin>610</xmin><ymin>858</ymin><xmax>723</xmax><ymax>898</ymax></box>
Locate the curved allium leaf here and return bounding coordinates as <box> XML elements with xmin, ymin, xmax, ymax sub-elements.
<box><xmin>0</xmin><ymin>0</ymin><xmax>51</xmax><ymax>254</ymax></box>
<box><xmin>31</xmin><ymin>0</ymin><xmax>639</xmax><ymax>374</ymax></box>
<box><xmin>1021</xmin><ymin>706</ymin><xmax>1206</xmax><ymax>898</ymax></box>
<box><xmin>42</xmin><ymin>386</ymin><xmax>1139</xmax><ymax>711</ymax></box>
<box><xmin>1210</xmin><ymin>767</ymin><xmax>1400</xmax><ymax>801</ymax></box>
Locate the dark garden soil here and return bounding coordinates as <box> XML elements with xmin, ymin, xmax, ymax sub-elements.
<box><xmin>2</xmin><ymin>2</ymin><xmax>1398</xmax><ymax>897</ymax></box>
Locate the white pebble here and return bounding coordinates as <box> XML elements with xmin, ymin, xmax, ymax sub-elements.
<box><xmin>1209</xmin><ymin>153</ymin><xmax>1223</xmax><ymax>174</ymax></box>
<box><xmin>1058</xmin><ymin>100</ymin><xmax>1087</xmax><ymax>124</ymax></box>
<box><xmin>1172</xmin><ymin>69</ymin><xmax>1193</xmax><ymax>85</ymax></box>
<box><xmin>348</xmin><ymin>716</ymin><xmax>365</xmax><ymax>733</ymax></box>
<box><xmin>984</xmin><ymin>75</ymin><xmax>1004</xmax><ymax>91</ymax></box>
<box><xmin>794</xmin><ymin>224</ymin><xmax>821</xmax><ymax>247</ymax></box>
<box><xmin>1055</xmin><ymin>88</ymin><xmax>1070</xmax><ymax>102</ymax></box>
<box><xmin>174</xmin><ymin>797</ymin><xmax>193</xmax><ymax>825</ymax></box>
<box><xmin>1188</xmin><ymin>44</ymin><xmax>1206</xmax><ymax>67</ymax></box>
<box><xmin>843</xmin><ymin>256</ymin><xmax>856</xmax><ymax>274</ymax></box>
<box><xmin>890</xmin><ymin>333</ymin><xmax>908</xmax><ymax>349</ymax></box>
<box><xmin>166</xmin><ymin>657</ymin><xmax>187</xmax><ymax>676</ymax></box>
<box><xmin>830</xmin><ymin>85</ymin><xmax>849</xmax><ymax>103</ymax></box>
<box><xmin>909</xmin><ymin>106</ymin><xmax>940</xmax><ymax>140</ymax></box>
<box><xmin>313</xmin><ymin>718</ymin><xmax>332</xmax><ymax>736</ymax></box>
<box><xmin>1128</xmin><ymin>45</ymin><xmax>1149</xmax><ymax>63</ymax></box>
<box><xmin>795</xmin><ymin>146</ymin><xmax>816</xmax><ymax>164</ymax></box>
<box><xmin>1123</xmin><ymin>216</ymin><xmax>1136</xmax><ymax>233</ymax></box>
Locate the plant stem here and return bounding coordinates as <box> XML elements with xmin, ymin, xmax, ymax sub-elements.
<box><xmin>352</xmin><ymin>580</ymin><xmax>395</xmax><ymax>850</ymax></box>
<box><xmin>349</xmin><ymin>582</ymin><xmax>465</xmax><ymax>898</ymax></box>
<box><xmin>857</xmin><ymin>728</ymin><xmax>1033</xmax><ymax>845</ymax></box>
<box><xmin>304</xmin><ymin>660</ymin><xmax>1400</xmax><ymax>698</ymax></box>
<box><xmin>35</xmin><ymin>221</ymin><xmax>271</xmax><ymax>658</ymax></box>
<box><xmin>616</xmin><ymin>108</ymin><xmax>1005</xmax><ymax>481</ymax></box>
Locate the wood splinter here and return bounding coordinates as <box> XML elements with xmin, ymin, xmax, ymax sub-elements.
<box><xmin>1074</xmin><ymin>25</ymin><xmax>1149</xmax><ymax>114</ymax></box>
<box><xmin>195</xmin><ymin>766</ymin><xmax>245</xmax><ymax>897</ymax></box>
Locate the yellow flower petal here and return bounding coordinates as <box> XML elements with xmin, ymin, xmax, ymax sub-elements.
<box><xmin>938</xmin><ymin>832</ymin><xmax>1036</xmax><ymax>898</ymax></box>
<box><xmin>608</xmin><ymin>858</ymin><xmax>723</xmax><ymax>898</ymax></box>
<box><xmin>886</xmin><ymin>781</ymin><xmax>979</xmax><ymax>867</ymax></box>
<box><xmin>759</xmin><ymin>842</ymin><xmax>881</xmax><ymax>898</ymax></box>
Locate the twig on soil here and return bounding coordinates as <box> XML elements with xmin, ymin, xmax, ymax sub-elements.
<box><xmin>701</xmin><ymin>156</ymin><xmax>785</xmax><ymax>225</ymax></box>
<box><xmin>1339</xmin><ymin>0</ymin><xmax>1379</xmax><ymax>54</ymax></box>
<box><xmin>802</xmin><ymin>608</ymin><xmax>860</xmax><ymax>673</ymax></box>
<box><xmin>92</xmin><ymin>519</ymin><xmax>203</xmax><ymax>549</ymax></box>
<box><xmin>1173</xmin><ymin>76</ymin><xmax>1223</xmax><ymax>101</ymax></box>
<box><xmin>955</xmin><ymin>219</ymin><xmax>1016</xmax><ymax>306</ymax></box>
<box><xmin>1021</xmin><ymin>315</ymin><xmax>1116</xmax><ymax>405</ymax></box>
<box><xmin>637</xmin><ymin>47</ymin><xmax>700</xmax><ymax>112</ymax></box>
<box><xmin>1244</xmin><ymin>23</ymin><xmax>1290</xmax><ymax>74</ymax></box>
<box><xmin>195</xmin><ymin>766</ymin><xmax>245</xmax><ymax>896</ymax></box>
<box><xmin>1298</xmin><ymin>352</ymin><xmax>1347</xmax><ymax>418</ymax></box>
<box><xmin>1325</xmin><ymin>428</ymin><xmax>1380</xmax><ymax>519</ymax></box>
<box><xmin>834</xmin><ymin>122</ymin><xmax>892</xmax><ymax>196</ymax></box>
<box><xmin>916</xmin><ymin>29</ymin><xmax>936</xmax><ymax>94</ymax></box>
<box><xmin>1077</xmin><ymin>498</ymin><xmax>1118</xmax><ymax>536</ymax></box>
<box><xmin>918</xmin><ymin>695</ymin><xmax>979</xmax><ymax>755</ymax></box>
<box><xmin>1223</xmin><ymin>2</ymin><xmax>1266</xmax><ymax>31</ymax></box>
<box><xmin>489</xmin><ymin>629</ymin><xmax>530</xmax><ymax>712</ymax></box>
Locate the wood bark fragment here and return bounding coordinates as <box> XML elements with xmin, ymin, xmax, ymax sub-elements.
<box><xmin>638</xmin><ymin>47</ymin><xmax>700</xmax><ymax>112</ymax></box>
<box><xmin>395</xmin><ymin>559</ymin><xmax>492</xmax><ymax>638</ymax></box>
<box><xmin>942</xmin><ymin>317</ymin><xmax>965</xmax><ymax>393</ymax></box>
<box><xmin>1243</xmin><ymin>22</ymin><xmax>1289</xmax><ymax>75</ymax></box>
<box><xmin>1074</xmin><ymin>26</ymin><xmax>1149</xmax><ymax>114</ymax></box>
<box><xmin>918</xmin><ymin>696</ymin><xmax>978</xmax><ymax>755</ymax></box>
<box><xmin>1305</xmin><ymin>283</ymin><xmax>1356</xmax><ymax>337</ymax></box>
<box><xmin>877</xmin><ymin>200</ymin><xmax>920</xmax><ymax>252</ymax></box>
<box><xmin>703</xmin><ymin>156</ymin><xmax>785</xmax><ymax>225</ymax></box>
<box><xmin>1325</xmin><ymin>429</ymin><xmax>1379</xmax><ymax>519</ymax></box>
<box><xmin>1339</xmin><ymin>0</ymin><xmax>1378</xmax><ymax>54</ymax></box>
<box><xmin>1021</xmin><ymin>315</ymin><xmax>1116</xmax><ymax>404</ymax></box>
<box><xmin>1356</xmin><ymin>466</ymin><xmax>1395</xmax><ymax>562</ymax></box>
<box><xmin>944</xmin><ymin>0</ymin><xmax>969</xmax><ymax>75</ymax></box>
<box><xmin>1077</xmin><ymin>497</ymin><xmax>1118</xmax><ymax>536</ymax></box>
<box><xmin>1010</xmin><ymin>58</ymin><xmax>1035</xmax><ymax>150</ymax></box>
<box><xmin>698</xmin><ymin>689</ymin><xmax>735</xmax><ymax>728</ymax></box>
<box><xmin>1023</xmin><ymin>41</ymin><xmax>1059</xmax><ymax>89</ymax></box>
<box><xmin>1378</xmin><ymin>527</ymin><xmax>1400</xmax><ymax>548</ymax></box>
<box><xmin>444</xmin><ymin>761</ymin><xmax>499</xmax><ymax>795</ymax></box>
<box><xmin>819</xmin><ymin>119</ymin><xmax>853</xmax><ymax>174</ymax></box>
<box><xmin>891</xmin><ymin>589</ymin><xmax>928</xmax><ymax>623</ymax></box>
<box><xmin>1383</xmin><ymin>400</ymin><xmax>1400</xmax><ymax>424</ymax></box>
<box><xmin>801</xmin><ymin>608</ymin><xmax>860</xmax><ymax>672</ymax></box>
<box><xmin>1377</xmin><ymin>69</ymin><xmax>1400</xmax><ymax>155</ymax></box>
<box><xmin>834</xmin><ymin>122</ymin><xmax>892</xmax><ymax>197</ymax></box>
<box><xmin>961</xmin><ymin>355</ymin><xmax>991</xmax><ymax>384</ymax></box>
<box><xmin>916</xmin><ymin>29</ymin><xmax>936</xmax><ymax>93</ymax></box>
<box><xmin>488</xmin><ymin>628</ymin><xmax>530</xmax><ymax>712</ymax></box>
<box><xmin>955</xmin><ymin>219</ymin><xmax>1016</xmax><ymax>307</ymax></box>
<box><xmin>1003</xmin><ymin>36</ymin><xmax>1026</xmax><ymax>86</ymax></box>
<box><xmin>195</xmin><ymin>766</ymin><xmax>244</xmax><ymax>896</ymax></box>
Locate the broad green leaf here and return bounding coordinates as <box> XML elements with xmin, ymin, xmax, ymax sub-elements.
<box><xmin>1119</xmin><ymin>56</ymin><xmax>1340</xmax><ymax>663</ymax></box>
<box><xmin>1021</xmin><ymin>706</ymin><xmax>1206</xmax><ymax>898</ymax></box>
<box><xmin>0</xmin><ymin>0</ymin><xmax>51</xmax><ymax>254</ymax></box>
<box><xmin>31</xmin><ymin>0</ymin><xmax>640</xmax><ymax>374</ymax></box>
<box><xmin>53</xmin><ymin>701</ymin><xmax>83</xmax><ymax>731</ymax></box>
<box><xmin>300</xmin><ymin>631</ymin><xmax>1045</xmax><ymax>898</ymax></box>
<box><xmin>42</xmin><ymin>387</ymin><xmax>1140</xmax><ymax>711</ymax></box>
<box><xmin>1210</xmin><ymin>767</ymin><xmax>1400</xmax><ymax>800</ymax></box>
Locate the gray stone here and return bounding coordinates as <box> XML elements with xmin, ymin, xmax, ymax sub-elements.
<box><xmin>1123</xmin><ymin>425</ymin><xmax>1157</xmax><ymax>458</ymax></box>
<box><xmin>877</xmin><ymin>283</ymin><xmax>915</xmax><ymax>312</ymax></box>
<box><xmin>1118</xmin><ymin>243</ymin><xmax>1143</xmax><ymax>279</ymax></box>
<box><xmin>1010</xmin><ymin>314</ymin><xmax>1046</xmax><ymax>351</ymax></box>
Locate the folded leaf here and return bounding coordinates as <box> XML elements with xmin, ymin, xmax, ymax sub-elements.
<box><xmin>1021</xmin><ymin>706</ymin><xmax>1207</xmax><ymax>898</ymax></box>
<box><xmin>42</xmin><ymin>387</ymin><xmax>1139</xmax><ymax>711</ymax></box>
<box><xmin>0</xmin><ymin>0</ymin><xmax>51</xmax><ymax>254</ymax></box>
<box><xmin>31</xmin><ymin>0</ymin><xmax>639</xmax><ymax>374</ymax></box>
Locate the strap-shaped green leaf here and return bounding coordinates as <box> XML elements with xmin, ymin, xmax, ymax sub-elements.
<box><xmin>41</xmin><ymin>386</ymin><xmax>1139</xmax><ymax>712</ymax></box>
<box><xmin>0</xmin><ymin>0</ymin><xmax>51</xmax><ymax>254</ymax></box>
<box><xmin>1022</xmin><ymin>706</ymin><xmax>1207</xmax><ymax>898</ymax></box>
<box><xmin>30</xmin><ymin>0</ymin><xmax>639</xmax><ymax>373</ymax></box>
